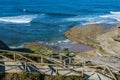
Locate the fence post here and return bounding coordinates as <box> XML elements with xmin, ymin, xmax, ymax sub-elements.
<box><xmin>41</xmin><ymin>55</ymin><xmax>43</xmax><ymax>63</ymax></box>
<box><xmin>14</xmin><ymin>52</ymin><xmax>16</xmax><ymax>61</ymax></box>
<box><xmin>103</xmin><ymin>65</ymin><xmax>106</xmax><ymax>74</ymax></box>
<box><xmin>82</xmin><ymin>68</ymin><xmax>84</xmax><ymax>77</ymax></box>
<box><xmin>64</xmin><ymin>61</ymin><xmax>66</xmax><ymax>67</ymax></box>
<box><xmin>69</xmin><ymin>57</ymin><xmax>71</xmax><ymax>64</ymax></box>
<box><xmin>56</xmin><ymin>65</ymin><xmax>58</xmax><ymax>74</ymax></box>
<box><xmin>82</xmin><ymin>58</ymin><xmax>85</xmax><ymax>77</ymax></box>
<box><xmin>24</xmin><ymin>62</ymin><xmax>27</xmax><ymax>72</ymax></box>
<box><xmin>106</xmin><ymin>66</ymin><xmax>117</xmax><ymax>80</ymax></box>
<box><xmin>60</xmin><ymin>55</ymin><xmax>62</xmax><ymax>60</ymax></box>
<box><xmin>83</xmin><ymin>59</ymin><xmax>86</xmax><ymax>67</ymax></box>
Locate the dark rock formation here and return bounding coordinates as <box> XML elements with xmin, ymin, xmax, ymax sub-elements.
<box><xmin>0</xmin><ymin>40</ymin><xmax>10</xmax><ymax>50</ymax></box>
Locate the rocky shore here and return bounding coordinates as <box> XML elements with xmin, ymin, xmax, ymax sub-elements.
<box><xmin>64</xmin><ymin>23</ymin><xmax>120</xmax><ymax>74</ymax></box>
<box><xmin>0</xmin><ymin>23</ymin><xmax>120</xmax><ymax>75</ymax></box>
<box><xmin>65</xmin><ymin>24</ymin><xmax>120</xmax><ymax>56</ymax></box>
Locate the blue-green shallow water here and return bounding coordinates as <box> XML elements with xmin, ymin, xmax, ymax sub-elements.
<box><xmin>0</xmin><ymin>0</ymin><xmax>120</xmax><ymax>47</ymax></box>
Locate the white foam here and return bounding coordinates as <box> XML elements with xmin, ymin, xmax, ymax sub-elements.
<box><xmin>64</xmin><ymin>11</ymin><xmax>120</xmax><ymax>25</ymax></box>
<box><xmin>65</xmin><ymin>17</ymin><xmax>84</xmax><ymax>21</ymax></box>
<box><xmin>110</xmin><ymin>11</ymin><xmax>120</xmax><ymax>15</ymax></box>
<box><xmin>64</xmin><ymin>15</ymin><xmax>89</xmax><ymax>21</ymax></box>
<box><xmin>62</xmin><ymin>39</ymin><xmax>70</xmax><ymax>43</ymax></box>
<box><xmin>10</xmin><ymin>45</ymin><xmax>24</xmax><ymax>49</ymax></box>
<box><xmin>84</xmin><ymin>11</ymin><xmax>120</xmax><ymax>25</ymax></box>
<box><xmin>100</xmin><ymin>13</ymin><xmax>120</xmax><ymax>22</ymax></box>
<box><xmin>0</xmin><ymin>15</ymin><xmax>38</xmax><ymax>24</ymax></box>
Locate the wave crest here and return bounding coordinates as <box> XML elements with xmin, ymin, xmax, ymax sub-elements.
<box><xmin>0</xmin><ymin>15</ymin><xmax>37</xmax><ymax>24</ymax></box>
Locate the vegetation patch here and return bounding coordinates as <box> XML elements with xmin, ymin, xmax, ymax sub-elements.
<box><xmin>23</xmin><ymin>42</ymin><xmax>54</xmax><ymax>55</ymax></box>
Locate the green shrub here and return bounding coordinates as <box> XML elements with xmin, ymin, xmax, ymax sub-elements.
<box><xmin>99</xmin><ymin>46</ymin><xmax>105</xmax><ymax>53</ymax></box>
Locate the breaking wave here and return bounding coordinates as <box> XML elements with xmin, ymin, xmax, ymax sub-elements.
<box><xmin>0</xmin><ymin>15</ymin><xmax>38</xmax><ymax>24</ymax></box>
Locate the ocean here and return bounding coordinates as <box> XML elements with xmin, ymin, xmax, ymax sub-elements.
<box><xmin>0</xmin><ymin>0</ymin><xmax>120</xmax><ymax>47</ymax></box>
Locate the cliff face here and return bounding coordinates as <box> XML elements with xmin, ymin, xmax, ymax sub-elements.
<box><xmin>65</xmin><ymin>24</ymin><xmax>105</xmax><ymax>47</ymax></box>
<box><xmin>0</xmin><ymin>40</ymin><xmax>9</xmax><ymax>50</ymax></box>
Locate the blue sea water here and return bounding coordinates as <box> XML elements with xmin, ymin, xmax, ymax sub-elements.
<box><xmin>0</xmin><ymin>0</ymin><xmax>120</xmax><ymax>47</ymax></box>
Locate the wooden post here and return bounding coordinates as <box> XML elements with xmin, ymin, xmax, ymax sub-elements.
<box><xmin>103</xmin><ymin>65</ymin><xmax>106</xmax><ymax>74</ymax></box>
<box><xmin>106</xmin><ymin>66</ymin><xmax>117</xmax><ymax>80</ymax></box>
<box><xmin>24</xmin><ymin>62</ymin><xmax>27</xmax><ymax>72</ymax></box>
<box><xmin>64</xmin><ymin>61</ymin><xmax>66</xmax><ymax>67</ymax></box>
<box><xmin>14</xmin><ymin>52</ymin><xmax>16</xmax><ymax>61</ymax></box>
<box><xmin>60</xmin><ymin>55</ymin><xmax>62</xmax><ymax>60</ymax></box>
<box><xmin>82</xmin><ymin>68</ymin><xmax>84</xmax><ymax>77</ymax></box>
<box><xmin>49</xmin><ymin>55</ymin><xmax>51</xmax><ymax>61</ymax></box>
<box><xmin>41</xmin><ymin>55</ymin><xmax>43</xmax><ymax>63</ymax></box>
<box><xmin>69</xmin><ymin>57</ymin><xmax>71</xmax><ymax>64</ymax></box>
<box><xmin>82</xmin><ymin>56</ymin><xmax>85</xmax><ymax>78</ymax></box>
<box><xmin>83</xmin><ymin>59</ymin><xmax>86</xmax><ymax>67</ymax></box>
<box><xmin>56</xmin><ymin>65</ymin><xmax>58</xmax><ymax>74</ymax></box>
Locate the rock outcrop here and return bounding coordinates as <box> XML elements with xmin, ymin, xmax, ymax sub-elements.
<box><xmin>97</xmin><ymin>26</ymin><xmax>120</xmax><ymax>56</ymax></box>
<box><xmin>65</xmin><ymin>24</ymin><xmax>105</xmax><ymax>47</ymax></box>
<box><xmin>0</xmin><ymin>40</ymin><xmax>10</xmax><ymax>50</ymax></box>
<box><xmin>65</xmin><ymin>23</ymin><xmax>120</xmax><ymax>56</ymax></box>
